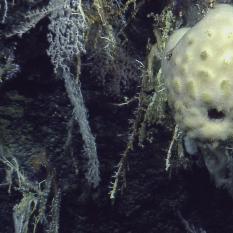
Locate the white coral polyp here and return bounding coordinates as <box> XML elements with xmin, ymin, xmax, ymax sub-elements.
<box><xmin>162</xmin><ymin>4</ymin><xmax>233</xmax><ymax>141</ymax></box>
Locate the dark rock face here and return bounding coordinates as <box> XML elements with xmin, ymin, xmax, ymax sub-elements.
<box><xmin>1</xmin><ymin>1</ymin><xmax>233</xmax><ymax>233</ymax></box>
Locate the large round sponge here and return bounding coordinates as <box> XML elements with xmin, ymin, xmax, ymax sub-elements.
<box><xmin>162</xmin><ymin>4</ymin><xmax>233</xmax><ymax>141</ymax></box>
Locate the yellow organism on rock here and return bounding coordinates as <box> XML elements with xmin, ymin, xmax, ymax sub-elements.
<box><xmin>162</xmin><ymin>4</ymin><xmax>233</xmax><ymax>141</ymax></box>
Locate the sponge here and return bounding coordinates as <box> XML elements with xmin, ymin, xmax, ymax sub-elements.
<box><xmin>162</xmin><ymin>4</ymin><xmax>233</xmax><ymax>141</ymax></box>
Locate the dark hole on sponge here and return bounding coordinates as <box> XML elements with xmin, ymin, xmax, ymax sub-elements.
<box><xmin>208</xmin><ymin>108</ymin><xmax>225</xmax><ymax>120</ymax></box>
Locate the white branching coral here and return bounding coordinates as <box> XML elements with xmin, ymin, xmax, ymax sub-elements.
<box><xmin>0</xmin><ymin>0</ymin><xmax>8</xmax><ymax>24</ymax></box>
<box><xmin>0</xmin><ymin>146</ymin><xmax>55</xmax><ymax>233</ymax></box>
<box><xmin>47</xmin><ymin>0</ymin><xmax>87</xmax><ymax>73</ymax></box>
<box><xmin>47</xmin><ymin>0</ymin><xmax>100</xmax><ymax>188</ymax></box>
<box><xmin>63</xmin><ymin>69</ymin><xmax>100</xmax><ymax>188</ymax></box>
<box><xmin>3</xmin><ymin>1</ymin><xmax>64</xmax><ymax>37</ymax></box>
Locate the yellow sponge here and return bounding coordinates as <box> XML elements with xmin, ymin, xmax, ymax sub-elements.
<box><xmin>162</xmin><ymin>4</ymin><xmax>233</xmax><ymax>140</ymax></box>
